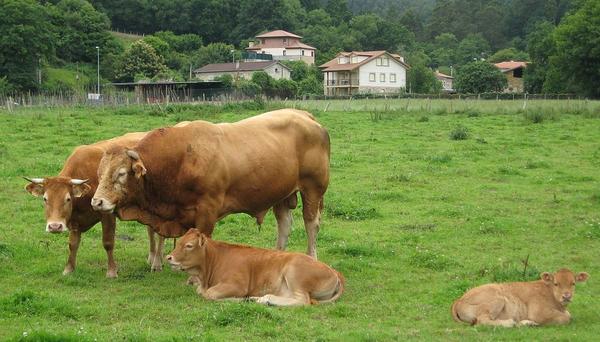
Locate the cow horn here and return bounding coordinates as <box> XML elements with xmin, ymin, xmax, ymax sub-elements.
<box><xmin>23</xmin><ymin>177</ymin><xmax>44</xmax><ymax>184</ymax></box>
<box><xmin>70</xmin><ymin>179</ymin><xmax>89</xmax><ymax>185</ymax></box>
<box><xmin>127</xmin><ymin>150</ymin><xmax>140</xmax><ymax>160</ymax></box>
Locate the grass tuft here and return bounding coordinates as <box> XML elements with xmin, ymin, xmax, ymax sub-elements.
<box><xmin>449</xmin><ymin>125</ymin><xmax>469</xmax><ymax>140</ymax></box>
<box><xmin>409</xmin><ymin>248</ymin><xmax>458</xmax><ymax>271</ymax></box>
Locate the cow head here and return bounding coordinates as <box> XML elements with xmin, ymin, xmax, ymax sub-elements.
<box><xmin>91</xmin><ymin>147</ymin><xmax>146</xmax><ymax>213</ymax></box>
<box><xmin>24</xmin><ymin>177</ymin><xmax>91</xmax><ymax>233</ymax></box>
<box><xmin>541</xmin><ymin>268</ymin><xmax>589</xmax><ymax>306</ymax></box>
<box><xmin>166</xmin><ymin>228</ymin><xmax>207</xmax><ymax>274</ymax></box>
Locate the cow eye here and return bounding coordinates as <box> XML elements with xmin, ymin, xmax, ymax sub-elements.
<box><xmin>43</xmin><ymin>197</ymin><xmax>48</xmax><ymax>203</ymax></box>
<box><xmin>119</xmin><ymin>171</ymin><xmax>126</xmax><ymax>177</ymax></box>
<box><xmin>554</xmin><ymin>283</ymin><xmax>558</xmax><ymax>287</ymax></box>
<box><xmin>66</xmin><ymin>197</ymin><xmax>71</xmax><ymax>202</ymax></box>
<box><xmin>185</xmin><ymin>243</ymin><xmax>194</xmax><ymax>249</ymax></box>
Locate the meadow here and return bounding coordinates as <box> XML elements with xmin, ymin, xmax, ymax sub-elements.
<box><xmin>0</xmin><ymin>99</ymin><xmax>599</xmax><ymax>341</ymax></box>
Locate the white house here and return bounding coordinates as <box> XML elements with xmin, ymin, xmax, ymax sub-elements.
<box><xmin>435</xmin><ymin>70</ymin><xmax>454</xmax><ymax>92</ymax></box>
<box><xmin>319</xmin><ymin>51</ymin><xmax>409</xmax><ymax>96</ymax></box>
<box><xmin>193</xmin><ymin>61</ymin><xmax>291</xmax><ymax>81</ymax></box>
<box><xmin>246</xmin><ymin>30</ymin><xmax>316</xmax><ymax>65</ymax></box>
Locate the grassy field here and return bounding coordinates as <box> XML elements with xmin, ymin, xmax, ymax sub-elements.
<box><xmin>1</xmin><ymin>100</ymin><xmax>599</xmax><ymax>341</ymax></box>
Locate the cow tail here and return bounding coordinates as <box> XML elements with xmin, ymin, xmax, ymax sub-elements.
<box><xmin>317</xmin><ymin>270</ymin><xmax>345</xmax><ymax>304</ymax></box>
<box><xmin>451</xmin><ymin>299</ymin><xmax>462</xmax><ymax>323</ymax></box>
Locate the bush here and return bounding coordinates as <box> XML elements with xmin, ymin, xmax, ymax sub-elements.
<box><xmin>449</xmin><ymin>125</ymin><xmax>469</xmax><ymax>140</ymax></box>
<box><xmin>236</xmin><ymin>80</ymin><xmax>261</xmax><ymax>97</ymax></box>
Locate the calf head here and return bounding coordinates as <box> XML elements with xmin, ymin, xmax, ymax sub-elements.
<box><xmin>91</xmin><ymin>146</ymin><xmax>146</xmax><ymax>213</ymax></box>
<box><xmin>541</xmin><ymin>268</ymin><xmax>589</xmax><ymax>305</ymax></box>
<box><xmin>166</xmin><ymin>228</ymin><xmax>207</xmax><ymax>274</ymax></box>
<box><xmin>24</xmin><ymin>177</ymin><xmax>91</xmax><ymax>233</ymax></box>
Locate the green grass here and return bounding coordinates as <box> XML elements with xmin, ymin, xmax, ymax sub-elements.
<box><xmin>110</xmin><ymin>30</ymin><xmax>143</xmax><ymax>48</ymax></box>
<box><xmin>1</xmin><ymin>101</ymin><xmax>599</xmax><ymax>340</ymax></box>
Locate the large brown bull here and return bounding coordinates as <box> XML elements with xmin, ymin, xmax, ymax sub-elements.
<box><xmin>91</xmin><ymin>109</ymin><xmax>330</xmax><ymax>258</ymax></box>
<box><xmin>24</xmin><ymin>132</ymin><xmax>165</xmax><ymax>277</ymax></box>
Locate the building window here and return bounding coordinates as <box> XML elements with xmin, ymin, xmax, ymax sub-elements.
<box><xmin>380</xmin><ymin>73</ymin><xmax>385</xmax><ymax>82</ymax></box>
<box><xmin>283</xmin><ymin>38</ymin><xmax>287</xmax><ymax>44</ymax></box>
<box><xmin>376</xmin><ymin>58</ymin><xmax>382</xmax><ymax>66</ymax></box>
<box><xmin>390</xmin><ymin>73</ymin><xmax>396</xmax><ymax>83</ymax></box>
<box><xmin>311</xmin><ymin>51</ymin><xmax>314</xmax><ymax>57</ymax></box>
<box><xmin>283</xmin><ymin>50</ymin><xmax>286</xmax><ymax>56</ymax></box>
<box><xmin>275</xmin><ymin>68</ymin><xmax>278</xmax><ymax>73</ymax></box>
<box><xmin>383</xmin><ymin>58</ymin><xmax>389</xmax><ymax>66</ymax></box>
<box><xmin>369</xmin><ymin>73</ymin><xmax>375</xmax><ymax>82</ymax></box>
<box><xmin>302</xmin><ymin>50</ymin><xmax>305</xmax><ymax>56</ymax></box>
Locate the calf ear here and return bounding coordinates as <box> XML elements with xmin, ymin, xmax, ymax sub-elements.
<box><xmin>576</xmin><ymin>272</ymin><xmax>589</xmax><ymax>283</ymax></box>
<box><xmin>25</xmin><ymin>182</ymin><xmax>45</xmax><ymax>197</ymax></box>
<box><xmin>541</xmin><ymin>272</ymin><xmax>554</xmax><ymax>283</ymax></box>
<box><xmin>72</xmin><ymin>183</ymin><xmax>92</xmax><ymax>198</ymax></box>
<box><xmin>198</xmin><ymin>233</ymin><xmax>207</xmax><ymax>247</ymax></box>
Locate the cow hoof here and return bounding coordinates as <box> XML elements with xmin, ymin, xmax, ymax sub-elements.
<box><xmin>62</xmin><ymin>268</ymin><xmax>74</xmax><ymax>276</ymax></box>
<box><xmin>186</xmin><ymin>276</ymin><xmax>200</xmax><ymax>285</ymax></box>
<box><xmin>147</xmin><ymin>254</ymin><xmax>155</xmax><ymax>265</ymax></box>
<box><xmin>518</xmin><ymin>320</ymin><xmax>539</xmax><ymax>327</ymax></box>
<box><xmin>106</xmin><ymin>270</ymin><xmax>118</xmax><ymax>278</ymax></box>
<box><xmin>151</xmin><ymin>264</ymin><xmax>163</xmax><ymax>272</ymax></box>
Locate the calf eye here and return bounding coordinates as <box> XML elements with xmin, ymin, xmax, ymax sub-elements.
<box><xmin>554</xmin><ymin>283</ymin><xmax>558</xmax><ymax>287</ymax></box>
<box><xmin>66</xmin><ymin>197</ymin><xmax>71</xmax><ymax>202</ymax></box>
<box><xmin>185</xmin><ymin>243</ymin><xmax>194</xmax><ymax>249</ymax></box>
<box><xmin>43</xmin><ymin>197</ymin><xmax>48</xmax><ymax>202</ymax></box>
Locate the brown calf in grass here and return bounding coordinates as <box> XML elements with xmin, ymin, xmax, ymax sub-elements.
<box><xmin>24</xmin><ymin>132</ymin><xmax>163</xmax><ymax>277</ymax></box>
<box><xmin>166</xmin><ymin>229</ymin><xmax>344</xmax><ymax>306</ymax></box>
<box><xmin>452</xmin><ymin>268</ymin><xmax>589</xmax><ymax>327</ymax></box>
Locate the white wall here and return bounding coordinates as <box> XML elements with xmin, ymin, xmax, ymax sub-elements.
<box><xmin>264</xmin><ymin>64</ymin><xmax>291</xmax><ymax>80</ymax></box>
<box><xmin>358</xmin><ymin>58</ymin><xmax>407</xmax><ymax>92</ymax></box>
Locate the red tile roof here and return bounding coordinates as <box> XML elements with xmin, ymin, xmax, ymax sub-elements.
<box><xmin>247</xmin><ymin>41</ymin><xmax>315</xmax><ymax>50</ymax></box>
<box><xmin>435</xmin><ymin>71</ymin><xmax>453</xmax><ymax>79</ymax></box>
<box><xmin>494</xmin><ymin>61</ymin><xmax>528</xmax><ymax>72</ymax></box>
<box><xmin>319</xmin><ymin>51</ymin><xmax>409</xmax><ymax>71</ymax></box>
<box><xmin>256</xmin><ymin>30</ymin><xmax>302</xmax><ymax>39</ymax></box>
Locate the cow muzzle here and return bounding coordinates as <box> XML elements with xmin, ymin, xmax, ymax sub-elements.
<box><xmin>46</xmin><ymin>222</ymin><xmax>67</xmax><ymax>233</ymax></box>
<box><xmin>91</xmin><ymin>197</ymin><xmax>115</xmax><ymax>212</ymax></box>
<box><xmin>166</xmin><ymin>255</ymin><xmax>182</xmax><ymax>270</ymax></box>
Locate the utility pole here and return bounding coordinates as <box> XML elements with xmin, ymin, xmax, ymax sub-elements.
<box><xmin>96</xmin><ymin>46</ymin><xmax>100</xmax><ymax>95</ymax></box>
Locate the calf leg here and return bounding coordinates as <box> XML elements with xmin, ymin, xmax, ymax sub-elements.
<box><xmin>63</xmin><ymin>229</ymin><xmax>81</xmax><ymax>275</ymax></box>
<box><xmin>476</xmin><ymin>315</ymin><xmax>517</xmax><ymax>328</ymax></box>
<box><xmin>274</xmin><ymin>201</ymin><xmax>293</xmax><ymax>250</ymax></box>
<box><xmin>254</xmin><ymin>293</ymin><xmax>310</xmax><ymax>307</ymax></box>
<box><xmin>197</xmin><ymin>283</ymin><xmax>246</xmax><ymax>301</ymax></box>
<box><xmin>101</xmin><ymin>215</ymin><xmax>118</xmax><ymax>278</ymax></box>
<box><xmin>300</xmin><ymin>190</ymin><xmax>324</xmax><ymax>259</ymax></box>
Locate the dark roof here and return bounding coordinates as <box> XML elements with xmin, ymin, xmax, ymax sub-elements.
<box><xmin>193</xmin><ymin>61</ymin><xmax>289</xmax><ymax>73</ymax></box>
<box><xmin>111</xmin><ymin>81</ymin><xmax>221</xmax><ymax>86</ymax></box>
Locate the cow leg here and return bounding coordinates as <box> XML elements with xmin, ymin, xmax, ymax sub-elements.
<box><xmin>101</xmin><ymin>215</ymin><xmax>118</xmax><ymax>278</ymax></box>
<box><xmin>300</xmin><ymin>190</ymin><xmax>324</xmax><ymax>259</ymax></box>
<box><xmin>475</xmin><ymin>315</ymin><xmax>517</xmax><ymax>327</ymax></box>
<box><xmin>63</xmin><ymin>229</ymin><xmax>81</xmax><ymax>275</ymax></box>
<box><xmin>151</xmin><ymin>234</ymin><xmax>165</xmax><ymax>272</ymax></box>
<box><xmin>254</xmin><ymin>293</ymin><xmax>310</xmax><ymax>307</ymax></box>
<box><xmin>146</xmin><ymin>226</ymin><xmax>156</xmax><ymax>265</ymax></box>
<box><xmin>198</xmin><ymin>283</ymin><xmax>245</xmax><ymax>301</ymax></box>
<box><xmin>274</xmin><ymin>202</ymin><xmax>293</xmax><ymax>250</ymax></box>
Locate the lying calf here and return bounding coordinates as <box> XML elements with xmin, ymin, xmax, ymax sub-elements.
<box><xmin>452</xmin><ymin>268</ymin><xmax>589</xmax><ymax>327</ymax></box>
<box><xmin>166</xmin><ymin>229</ymin><xmax>344</xmax><ymax>306</ymax></box>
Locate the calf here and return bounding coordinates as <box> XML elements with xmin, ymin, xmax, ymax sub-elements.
<box><xmin>166</xmin><ymin>229</ymin><xmax>344</xmax><ymax>306</ymax></box>
<box><xmin>452</xmin><ymin>268</ymin><xmax>589</xmax><ymax>327</ymax></box>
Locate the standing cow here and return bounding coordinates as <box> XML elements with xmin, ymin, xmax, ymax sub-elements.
<box><xmin>91</xmin><ymin>109</ymin><xmax>330</xmax><ymax>258</ymax></box>
<box><xmin>25</xmin><ymin>132</ymin><xmax>166</xmax><ymax>277</ymax></box>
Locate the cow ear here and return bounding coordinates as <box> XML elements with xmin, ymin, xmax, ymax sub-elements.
<box><xmin>541</xmin><ymin>272</ymin><xmax>554</xmax><ymax>283</ymax></box>
<box><xmin>198</xmin><ymin>233</ymin><xmax>207</xmax><ymax>247</ymax></box>
<box><xmin>127</xmin><ymin>150</ymin><xmax>147</xmax><ymax>179</ymax></box>
<box><xmin>576</xmin><ymin>272</ymin><xmax>589</xmax><ymax>283</ymax></box>
<box><xmin>72</xmin><ymin>183</ymin><xmax>92</xmax><ymax>198</ymax></box>
<box><xmin>25</xmin><ymin>182</ymin><xmax>45</xmax><ymax>197</ymax></box>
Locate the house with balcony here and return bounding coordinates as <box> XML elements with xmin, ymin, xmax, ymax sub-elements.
<box><xmin>319</xmin><ymin>51</ymin><xmax>409</xmax><ymax>96</ymax></box>
<box><xmin>246</xmin><ymin>30</ymin><xmax>316</xmax><ymax>65</ymax></box>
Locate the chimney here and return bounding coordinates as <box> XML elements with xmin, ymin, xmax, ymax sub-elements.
<box><xmin>400</xmin><ymin>56</ymin><xmax>405</xmax><ymax>62</ymax></box>
<box><xmin>248</xmin><ymin>41</ymin><xmax>254</xmax><ymax>48</ymax></box>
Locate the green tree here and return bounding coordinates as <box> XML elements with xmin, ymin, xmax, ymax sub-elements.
<box><xmin>408</xmin><ymin>64</ymin><xmax>442</xmax><ymax>93</ymax></box>
<box><xmin>232</xmin><ymin>0</ymin><xmax>306</xmax><ymax>42</ymax></box>
<box><xmin>251</xmin><ymin>71</ymin><xmax>274</xmax><ymax>92</ymax></box>
<box><xmin>272</xmin><ymin>78</ymin><xmax>298</xmax><ymax>98</ymax></box>
<box><xmin>488</xmin><ymin>48</ymin><xmax>529</xmax><ymax>63</ymax></box>
<box><xmin>297</xmin><ymin>75</ymin><xmax>322</xmax><ymax>96</ymax></box>
<box><xmin>524</xmin><ymin>21</ymin><xmax>556</xmax><ymax>93</ymax></box>
<box><xmin>0</xmin><ymin>0</ymin><xmax>55</xmax><ymax>90</ymax></box>
<box><xmin>552</xmin><ymin>0</ymin><xmax>600</xmax><ymax>97</ymax></box>
<box><xmin>285</xmin><ymin>61</ymin><xmax>309</xmax><ymax>81</ymax></box>
<box><xmin>456</xmin><ymin>34</ymin><xmax>491</xmax><ymax>64</ymax></box>
<box><xmin>430</xmin><ymin>33</ymin><xmax>459</xmax><ymax>67</ymax></box>
<box><xmin>214</xmin><ymin>74</ymin><xmax>233</xmax><ymax>88</ymax></box>
<box><xmin>454</xmin><ymin>61</ymin><xmax>507</xmax><ymax>93</ymax></box>
<box><xmin>49</xmin><ymin>0</ymin><xmax>118</xmax><ymax>63</ymax></box>
<box><xmin>193</xmin><ymin>43</ymin><xmax>235</xmax><ymax>68</ymax></box>
<box><xmin>115</xmin><ymin>40</ymin><xmax>167</xmax><ymax>82</ymax></box>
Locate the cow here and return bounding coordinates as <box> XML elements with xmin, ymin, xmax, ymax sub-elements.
<box><xmin>451</xmin><ymin>268</ymin><xmax>590</xmax><ymax>327</ymax></box>
<box><xmin>91</xmin><ymin>109</ymin><xmax>330</xmax><ymax>259</ymax></box>
<box><xmin>166</xmin><ymin>228</ymin><xmax>344</xmax><ymax>306</ymax></box>
<box><xmin>24</xmin><ymin>132</ymin><xmax>165</xmax><ymax>277</ymax></box>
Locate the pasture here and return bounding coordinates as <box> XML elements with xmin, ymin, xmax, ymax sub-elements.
<box><xmin>1</xmin><ymin>100</ymin><xmax>599</xmax><ymax>341</ymax></box>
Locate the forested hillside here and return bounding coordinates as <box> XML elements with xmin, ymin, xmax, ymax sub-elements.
<box><xmin>1</xmin><ymin>0</ymin><xmax>599</xmax><ymax>97</ymax></box>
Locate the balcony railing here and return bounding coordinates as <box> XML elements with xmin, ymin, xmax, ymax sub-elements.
<box><xmin>326</xmin><ymin>79</ymin><xmax>359</xmax><ymax>86</ymax></box>
<box><xmin>242</xmin><ymin>52</ymin><xmax>273</xmax><ymax>61</ymax></box>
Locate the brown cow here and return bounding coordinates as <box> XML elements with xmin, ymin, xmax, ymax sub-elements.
<box><xmin>24</xmin><ymin>132</ymin><xmax>166</xmax><ymax>277</ymax></box>
<box><xmin>166</xmin><ymin>228</ymin><xmax>344</xmax><ymax>306</ymax></box>
<box><xmin>91</xmin><ymin>109</ymin><xmax>330</xmax><ymax>259</ymax></box>
<box><xmin>452</xmin><ymin>268</ymin><xmax>589</xmax><ymax>327</ymax></box>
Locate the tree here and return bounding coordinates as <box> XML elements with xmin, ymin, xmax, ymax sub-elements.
<box><xmin>552</xmin><ymin>0</ymin><xmax>600</xmax><ymax>97</ymax></box>
<box><xmin>272</xmin><ymin>78</ymin><xmax>298</xmax><ymax>98</ymax></box>
<box><xmin>0</xmin><ymin>0</ymin><xmax>55</xmax><ymax>90</ymax></box>
<box><xmin>488</xmin><ymin>48</ymin><xmax>529</xmax><ymax>63</ymax></box>
<box><xmin>408</xmin><ymin>64</ymin><xmax>441</xmax><ymax>93</ymax></box>
<box><xmin>430</xmin><ymin>33</ymin><xmax>459</xmax><ymax>67</ymax></box>
<box><xmin>231</xmin><ymin>0</ymin><xmax>306</xmax><ymax>42</ymax></box>
<box><xmin>251</xmin><ymin>71</ymin><xmax>274</xmax><ymax>93</ymax></box>
<box><xmin>454</xmin><ymin>61</ymin><xmax>507</xmax><ymax>93</ymax></box>
<box><xmin>456</xmin><ymin>34</ymin><xmax>491</xmax><ymax>64</ymax></box>
<box><xmin>524</xmin><ymin>21</ymin><xmax>556</xmax><ymax>93</ymax></box>
<box><xmin>115</xmin><ymin>40</ymin><xmax>167</xmax><ymax>82</ymax></box>
<box><xmin>297</xmin><ymin>75</ymin><xmax>322</xmax><ymax>96</ymax></box>
<box><xmin>193</xmin><ymin>43</ymin><xmax>235</xmax><ymax>68</ymax></box>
